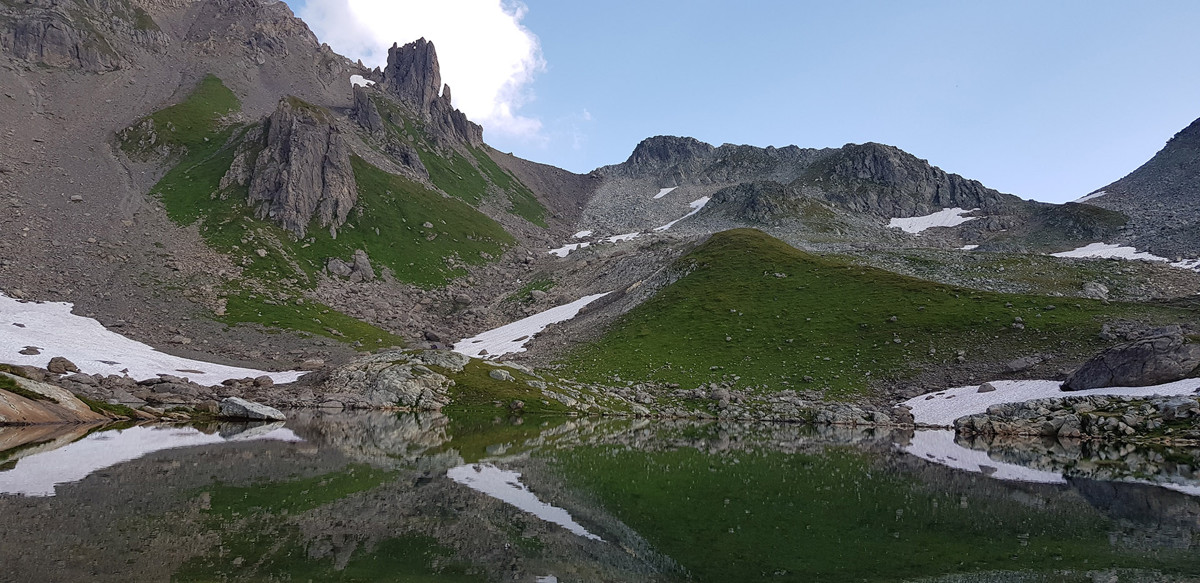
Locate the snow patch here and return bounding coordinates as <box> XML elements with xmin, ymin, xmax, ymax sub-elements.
<box><xmin>653</xmin><ymin>187</ymin><xmax>677</xmax><ymax>199</ymax></box>
<box><xmin>960</xmin><ymin>245</ymin><xmax>979</xmax><ymax>251</ymax></box>
<box><xmin>654</xmin><ymin>197</ymin><xmax>711</xmax><ymax>231</ymax></box>
<box><xmin>453</xmin><ymin>292</ymin><xmax>610</xmax><ymax>359</ymax></box>
<box><xmin>1051</xmin><ymin>242</ymin><xmax>1200</xmax><ymax>272</ymax></box>
<box><xmin>572</xmin><ymin>230</ymin><xmax>593</xmax><ymax>239</ymax></box>
<box><xmin>606</xmin><ymin>232</ymin><xmax>640</xmax><ymax>243</ymax></box>
<box><xmin>1073</xmin><ymin>190</ymin><xmax>1106</xmax><ymax>204</ymax></box>
<box><xmin>0</xmin><ymin>294</ymin><xmax>304</xmax><ymax>384</ymax></box>
<box><xmin>0</xmin><ymin>424</ymin><xmax>303</xmax><ymax>497</ymax></box>
<box><xmin>448</xmin><ymin>463</ymin><xmax>602</xmax><ymax>540</ymax></box>
<box><xmin>889</xmin><ymin>208</ymin><xmax>979</xmax><ymax>234</ymax></box>
<box><xmin>350</xmin><ymin>75</ymin><xmax>374</xmax><ymax>87</ymax></box>
<box><xmin>902</xmin><ymin>378</ymin><xmax>1200</xmax><ymax>427</ymax></box>
<box><xmin>548</xmin><ymin>242</ymin><xmax>590</xmax><ymax>258</ymax></box>
<box><xmin>903</xmin><ymin>429</ymin><xmax>1066</xmax><ymax>484</ymax></box>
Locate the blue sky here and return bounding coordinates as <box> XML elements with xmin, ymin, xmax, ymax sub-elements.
<box><xmin>285</xmin><ymin>1</ymin><xmax>1200</xmax><ymax>203</ymax></box>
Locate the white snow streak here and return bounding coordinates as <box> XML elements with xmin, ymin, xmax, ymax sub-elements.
<box><xmin>606</xmin><ymin>232</ymin><xmax>641</xmax><ymax>243</ymax></box>
<box><xmin>654</xmin><ymin>197</ymin><xmax>711</xmax><ymax>232</ymax></box>
<box><xmin>572</xmin><ymin>230</ymin><xmax>593</xmax><ymax>239</ymax></box>
<box><xmin>349</xmin><ymin>74</ymin><xmax>374</xmax><ymax>87</ymax></box>
<box><xmin>1050</xmin><ymin>243</ymin><xmax>1200</xmax><ymax>272</ymax></box>
<box><xmin>548</xmin><ymin>242</ymin><xmax>590</xmax><ymax>258</ymax></box>
<box><xmin>960</xmin><ymin>245</ymin><xmax>979</xmax><ymax>251</ymax></box>
<box><xmin>453</xmin><ymin>292</ymin><xmax>610</xmax><ymax>359</ymax></box>
<box><xmin>0</xmin><ymin>294</ymin><xmax>304</xmax><ymax>384</ymax></box>
<box><xmin>653</xmin><ymin>187</ymin><xmax>677</xmax><ymax>199</ymax></box>
<box><xmin>448</xmin><ymin>463</ymin><xmax>602</xmax><ymax>540</ymax></box>
<box><xmin>889</xmin><ymin>208</ymin><xmax>979</xmax><ymax>234</ymax></box>
<box><xmin>0</xmin><ymin>424</ymin><xmax>303</xmax><ymax>497</ymax></box>
<box><xmin>1073</xmin><ymin>190</ymin><xmax>1107</xmax><ymax>204</ymax></box>
<box><xmin>902</xmin><ymin>378</ymin><xmax>1200</xmax><ymax>427</ymax></box>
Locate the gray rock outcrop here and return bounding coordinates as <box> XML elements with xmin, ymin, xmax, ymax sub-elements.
<box><xmin>218</xmin><ymin>397</ymin><xmax>286</xmax><ymax>421</ymax></box>
<box><xmin>243</xmin><ymin>97</ymin><xmax>358</xmax><ymax>238</ymax></box>
<box><xmin>1062</xmin><ymin>326</ymin><xmax>1200</xmax><ymax>390</ymax></box>
<box><xmin>370</xmin><ymin>38</ymin><xmax>483</xmax><ymax>147</ymax></box>
<box><xmin>351</xmin><ymin>84</ymin><xmax>386</xmax><ymax>134</ymax></box>
<box><xmin>320</xmin><ymin>350</ymin><xmax>465</xmax><ymax>410</ymax></box>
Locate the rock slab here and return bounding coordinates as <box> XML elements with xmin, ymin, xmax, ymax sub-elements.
<box><xmin>219</xmin><ymin>397</ymin><xmax>287</xmax><ymax>421</ymax></box>
<box><xmin>1063</xmin><ymin>326</ymin><xmax>1200</xmax><ymax>390</ymax></box>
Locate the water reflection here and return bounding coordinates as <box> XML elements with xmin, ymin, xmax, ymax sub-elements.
<box><xmin>0</xmin><ymin>413</ymin><xmax>1198</xmax><ymax>582</ymax></box>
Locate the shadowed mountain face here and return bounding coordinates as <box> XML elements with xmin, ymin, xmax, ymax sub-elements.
<box><xmin>1081</xmin><ymin>117</ymin><xmax>1200</xmax><ymax>257</ymax></box>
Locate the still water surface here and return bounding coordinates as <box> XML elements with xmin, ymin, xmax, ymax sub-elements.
<box><xmin>1</xmin><ymin>412</ymin><xmax>1199</xmax><ymax>582</ymax></box>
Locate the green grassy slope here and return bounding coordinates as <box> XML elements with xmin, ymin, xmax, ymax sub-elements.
<box><xmin>561</xmin><ymin>229</ymin><xmax>1197</xmax><ymax>397</ymax></box>
<box><xmin>372</xmin><ymin>95</ymin><xmax>548</xmax><ymax>227</ymax></box>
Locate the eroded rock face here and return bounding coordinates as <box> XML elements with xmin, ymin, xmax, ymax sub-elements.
<box><xmin>351</xmin><ymin>85</ymin><xmax>386</xmax><ymax>134</ymax></box>
<box><xmin>0</xmin><ymin>373</ymin><xmax>108</xmax><ymax>425</ymax></box>
<box><xmin>321</xmin><ymin>350</ymin><xmax>463</xmax><ymax>410</ymax></box>
<box><xmin>1063</xmin><ymin>326</ymin><xmax>1200</xmax><ymax>390</ymax></box>
<box><xmin>245</xmin><ymin>97</ymin><xmax>357</xmax><ymax>238</ymax></box>
<box><xmin>373</xmin><ymin>38</ymin><xmax>483</xmax><ymax>147</ymax></box>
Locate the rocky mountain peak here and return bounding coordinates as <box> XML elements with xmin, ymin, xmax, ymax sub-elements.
<box><xmin>625</xmin><ymin>136</ymin><xmax>716</xmax><ymax>169</ymax></box>
<box><xmin>382</xmin><ymin>37</ymin><xmax>443</xmax><ymax>111</ymax></box>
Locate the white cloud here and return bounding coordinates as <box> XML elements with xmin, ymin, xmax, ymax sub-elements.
<box><xmin>298</xmin><ymin>0</ymin><xmax>545</xmax><ymax>140</ymax></box>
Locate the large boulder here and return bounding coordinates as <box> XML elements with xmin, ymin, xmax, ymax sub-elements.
<box><xmin>321</xmin><ymin>350</ymin><xmax>454</xmax><ymax>410</ymax></box>
<box><xmin>219</xmin><ymin>397</ymin><xmax>287</xmax><ymax>421</ymax></box>
<box><xmin>1062</xmin><ymin>326</ymin><xmax>1200</xmax><ymax>390</ymax></box>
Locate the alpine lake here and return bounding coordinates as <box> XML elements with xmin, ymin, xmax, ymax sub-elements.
<box><xmin>2</xmin><ymin>411</ymin><xmax>1199</xmax><ymax>582</ymax></box>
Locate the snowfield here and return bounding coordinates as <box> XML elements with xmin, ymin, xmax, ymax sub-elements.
<box><xmin>453</xmin><ymin>292</ymin><xmax>611</xmax><ymax>359</ymax></box>
<box><xmin>653</xmin><ymin>187</ymin><xmax>677</xmax><ymax>199</ymax></box>
<box><xmin>606</xmin><ymin>232</ymin><xmax>640</xmax><ymax>243</ymax></box>
<box><xmin>0</xmin><ymin>424</ymin><xmax>302</xmax><ymax>497</ymax></box>
<box><xmin>902</xmin><ymin>378</ymin><xmax>1200</xmax><ymax>427</ymax></box>
<box><xmin>654</xmin><ymin>197</ymin><xmax>711</xmax><ymax>231</ymax></box>
<box><xmin>1</xmin><ymin>293</ymin><xmax>304</xmax><ymax>384</ymax></box>
<box><xmin>448</xmin><ymin>464</ymin><xmax>602</xmax><ymax>540</ymax></box>
<box><xmin>572</xmin><ymin>230</ymin><xmax>593</xmax><ymax>239</ymax></box>
<box><xmin>888</xmin><ymin>208</ymin><xmax>979</xmax><ymax>234</ymax></box>
<box><xmin>350</xmin><ymin>74</ymin><xmax>374</xmax><ymax>87</ymax></box>
<box><xmin>1073</xmin><ymin>190</ymin><xmax>1107</xmax><ymax>204</ymax></box>
<box><xmin>1051</xmin><ymin>242</ymin><xmax>1200</xmax><ymax>272</ymax></box>
<box><xmin>548</xmin><ymin>242</ymin><xmax>590</xmax><ymax>258</ymax></box>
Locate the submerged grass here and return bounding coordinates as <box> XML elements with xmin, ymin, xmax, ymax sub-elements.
<box><xmin>207</xmin><ymin>464</ymin><xmax>396</xmax><ymax>517</ymax></box>
<box><xmin>561</xmin><ymin>229</ymin><xmax>1198</xmax><ymax>396</ymax></box>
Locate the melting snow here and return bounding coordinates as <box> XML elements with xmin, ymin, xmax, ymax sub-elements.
<box><xmin>653</xmin><ymin>187</ymin><xmax>678</xmax><ymax>199</ymax></box>
<box><xmin>453</xmin><ymin>292</ymin><xmax>611</xmax><ymax>359</ymax></box>
<box><xmin>902</xmin><ymin>378</ymin><xmax>1200</xmax><ymax>427</ymax></box>
<box><xmin>960</xmin><ymin>245</ymin><xmax>979</xmax><ymax>251</ymax></box>
<box><xmin>1073</xmin><ymin>190</ymin><xmax>1107</xmax><ymax>204</ymax></box>
<box><xmin>1050</xmin><ymin>243</ymin><xmax>1200</xmax><ymax>272</ymax></box>
<box><xmin>889</xmin><ymin>208</ymin><xmax>979</xmax><ymax>234</ymax></box>
<box><xmin>606</xmin><ymin>232</ymin><xmax>641</xmax><ymax>243</ymax></box>
<box><xmin>350</xmin><ymin>75</ymin><xmax>374</xmax><ymax>87</ymax></box>
<box><xmin>654</xmin><ymin>197</ymin><xmax>711</xmax><ymax>231</ymax></box>
<box><xmin>448</xmin><ymin>463</ymin><xmax>602</xmax><ymax>540</ymax></box>
<box><xmin>0</xmin><ymin>424</ymin><xmax>303</xmax><ymax>497</ymax></box>
<box><xmin>572</xmin><ymin>230</ymin><xmax>593</xmax><ymax>239</ymax></box>
<box><xmin>0</xmin><ymin>293</ymin><xmax>304</xmax><ymax>384</ymax></box>
<box><xmin>903</xmin><ymin>429</ymin><xmax>1066</xmax><ymax>484</ymax></box>
<box><xmin>548</xmin><ymin>242</ymin><xmax>590</xmax><ymax>258</ymax></box>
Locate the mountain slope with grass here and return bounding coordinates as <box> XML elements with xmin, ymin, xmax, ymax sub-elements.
<box><xmin>558</xmin><ymin>229</ymin><xmax>1198</xmax><ymax>399</ymax></box>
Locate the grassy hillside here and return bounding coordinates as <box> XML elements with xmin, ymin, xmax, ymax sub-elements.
<box><xmin>561</xmin><ymin>229</ymin><xmax>1197</xmax><ymax>397</ymax></box>
<box><xmin>371</xmin><ymin>95</ymin><xmax>547</xmax><ymax>227</ymax></box>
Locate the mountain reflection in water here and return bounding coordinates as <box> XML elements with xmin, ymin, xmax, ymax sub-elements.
<box><xmin>0</xmin><ymin>412</ymin><xmax>1198</xmax><ymax>582</ymax></box>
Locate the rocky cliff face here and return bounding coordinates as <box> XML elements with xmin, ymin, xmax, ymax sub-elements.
<box><xmin>238</xmin><ymin>97</ymin><xmax>358</xmax><ymax>238</ymax></box>
<box><xmin>364</xmin><ymin>38</ymin><xmax>483</xmax><ymax>147</ymax></box>
<box><xmin>1083</xmin><ymin>116</ymin><xmax>1200</xmax><ymax>257</ymax></box>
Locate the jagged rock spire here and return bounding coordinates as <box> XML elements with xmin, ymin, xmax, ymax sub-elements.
<box><xmin>382</xmin><ymin>38</ymin><xmax>443</xmax><ymax>111</ymax></box>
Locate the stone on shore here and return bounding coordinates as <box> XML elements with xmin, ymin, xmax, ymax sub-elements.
<box><xmin>218</xmin><ymin>397</ymin><xmax>286</xmax><ymax>421</ymax></box>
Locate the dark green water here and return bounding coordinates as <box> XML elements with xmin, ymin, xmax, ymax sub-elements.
<box><xmin>1</xmin><ymin>413</ymin><xmax>1198</xmax><ymax>582</ymax></box>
